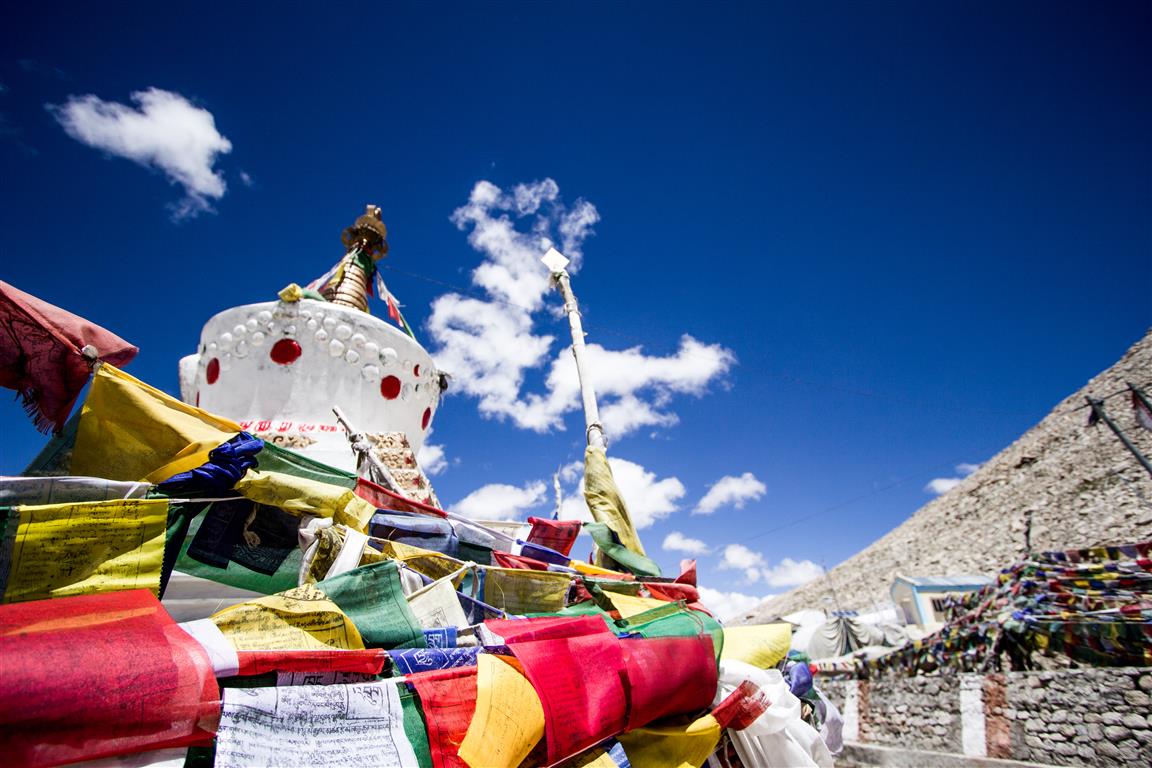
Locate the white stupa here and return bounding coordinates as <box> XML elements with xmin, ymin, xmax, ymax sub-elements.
<box><xmin>176</xmin><ymin>206</ymin><xmax>442</xmax><ymax>473</ymax></box>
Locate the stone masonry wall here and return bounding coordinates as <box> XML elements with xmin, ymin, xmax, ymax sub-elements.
<box><xmin>746</xmin><ymin>330</ymin><xmax>1152</xmax><ymax>621</ymax></box>
<box><xmin>821</xmin><ymin>668</ymin><xmax>1152</xmax><ymax>767</ymax></box>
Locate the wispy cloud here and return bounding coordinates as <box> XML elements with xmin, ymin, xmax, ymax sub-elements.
<box><xmin>416</xmin><ymin>430</ymin><xmax>447</xmax><ymax>476</ymax></box>
<box><xmin>662</xmin><ymin>531</ymin><xmax>710</xmax><ymax>555</ymax></box>
<box><xmin>696</xmin><ymin>585</ymin><xmax>773</xmax><ymax>622</ymax></box>
<box><xmin>694</xmin><ymin>472</ymin><xmax>766</xmax><ymax>515</ymax></box>
<box><xmin>48</xmin><ymin>88</ymin><xmax>232</xmax><ymax>219</ymax></box>
<box><xmin>449</xmin><ymin>480</ymin><xmax>546</xmax><ymax>521</ymax></box>
<box><xmin>429</xmin><ymin>179</ymin><xmax>735</xmax><ymax>440</ymax></box>
<box><xmin>559</xmin><ymin>455</ymin><xmax>685</xmax><ymax>530</ymax></box>
<box><xmin>718</xmin><ymin>543</ymin><xmax>822</xmax><ymax>588</ymax></box>
<box><xmin>924</xmin><ymin>461</ymin><xmax>982</xmax><ymax>496</ymax></box>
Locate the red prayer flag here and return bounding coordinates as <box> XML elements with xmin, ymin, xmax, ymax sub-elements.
<box><xmin>0</xmin><ymin>280</ymin><xmax>137</xmax><ymax>433</ymax></box>
<box><xmin>526</xmin><ymin>517</ymin><xmax>582</xmax><ymax>556</ymax></box>
<box><xmin>0</xmin><ymin>589</ymin><xmax>218</xmax><ymax>767</ymax></box>
<box><xmin>619</xmin><ymin>635</ymin><xmax>718</xmax><ymax>730</ymax></box>
<box><xmin>485</xmin><ymin>614</ymin><xmax>611</xmax><ymax>643</ymax></box>
<box><xmin>711</xmin><ymin>680</ymin><xmax>773</xmax><ymax>730</ymax></box>
<box><xmin>356</xmin><ymin>477</ymin><xmax>447</xmax><ymax>517</ymax></box>
<box><xmin>507</xmin><ymin>632</ymin><xmax>628</xmax><ymax>763</ymax></box>
<box><xmin>491</xmin><ymin>551</ymin><xmax>552</xmax><ymax>571</ymax></box>
<box><xmin>408</xmin><ymin>666</ymin><xmax>478</xmax><ymax>768</ymax></box>
<box><xmin>643</xmin><ymin>581</ymin><xmax>700</xmax><ymax>604</ymax></box>
<box><xmin>675</xmin><ymin>559</ymin><xmax>698</xmax><ymax>586</ymax></box>
<box><xmin>235</xmin><ymin>648</ymin><xmax>387</xmax><ymax>676</ymax></box>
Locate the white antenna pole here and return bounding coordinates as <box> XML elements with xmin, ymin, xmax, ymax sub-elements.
<box><xmin>541</xmin><ymin>247</ymin><xmax>606</xmax><ymax>450</ymax></box>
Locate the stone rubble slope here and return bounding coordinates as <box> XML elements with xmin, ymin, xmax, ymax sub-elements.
<box><xmin>740</xmin><ymin>329</ymin><xmax>1152</xmax><ymax>624</ymax></box>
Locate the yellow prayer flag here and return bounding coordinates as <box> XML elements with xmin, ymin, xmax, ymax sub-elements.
<box><xmin>371</xmin><ymin>540</ymin><xmax>467</xmax><ymax>581</ymax></box>
<box><xmin>584</xmin><ymin>445</ymin><xmax>647</xmax><ymax>557</ymax></box>
<box><xmin>617</xmin><ymin>713</ymin><xmax>722</xmax><ymax>768</ymax></box>
<box><xmin>483</xmin><ymin>567</ymin><xmax>570</xmax><ymax>615</ymax></box>
<box><xmin>233</xmin><ymin>470</ymin><xmax>375</xmax><ymax>530</ymax></box>
<box><xmin>720</xmin><ymin>623</ymin><xmax>793</xmax><ymax>669</ymax></box>
<box><xmin>570</xmin><ymin>559</ymin><xmax>631</xmax><ymax>578</ymax></box>
<box><xmin>459</xmin><ymin>654</ymin><xmax>545</xmax><ymax>768</ymax></box>
<box><xmin>607</xmin><ymin>592</ymin><xmax>673</xmax><ymax>619</ymax></box>
<box><xmin>3</xmin><ymin>498</ymin><xmax>168</xmax><ymax>603</ymax></box>
<box><xmin>211</xmin><ymin>583</ymin><xmax>365</xmax><ymax>651</ymax></box>
<box><xmin>72</xmin><ymin>364</ymin><xmax>240</xmax><ymax>483</ymax></box>
<box><xmin>554</xmin><ymin>750</ymin><xmax>622</xmax><ymax>768</ymax></box>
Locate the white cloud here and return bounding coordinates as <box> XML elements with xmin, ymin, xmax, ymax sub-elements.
<box><xmin>429</xmin><ymin>179</ymin><xmax>735</xmax><ymax>440</ymax></box>
<box><xmin>662</xmin><ymin>531</ymin><xmax>710</xmax><ymax>555</ymax></box>
<box><xmin>558</xmin><ymin>455</ymin><xmax>685</xmax><ymax>530</ymax></box>
<box><xmin>718</xmin><ymin>543</ymin><xmax>766</xmax><ymax>582</ymax></box>
<box><xmin>761</xmin><ymin>558</ymin><xmax>824</xmax><ymax>588</ymax></box>
<box><xmin>416</xmin><ymin>433</ymin><xmax>447</xmax><ymax>477</ymax></box>
<box><xmin>449</xmin><ymin>481</ymin><xmax>546</xmax><ymax>521</ymax></box>
<box><xmin>696</xmin><ymin>586</ymin><xmax>773</xmax><ymax>623</ymax></box>
<box><xmin>694</xmin><ymin>472</ymin><xmax>766</xmax><ymax>515</ymax></box>
<box><xmin>924</xmin><ymin>477</ymin><xmax>963</xmax><ymax>495</ymax></box>
<box><xmin>924</xmin><ymin>463</ymin><xmax>981</xmax><ymax>496</ymax></box>
<box><xmin>718</xmin><ymin>544</ymin><xmax>822</xmax><ymax>588</ymax></box>
<box><xmin>49</xmin><ymin>88</ymin><xmax>232</xmax><ymax>219</ymax></box>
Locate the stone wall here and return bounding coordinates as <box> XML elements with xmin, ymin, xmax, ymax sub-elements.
<box><xmin>821</xmin><ymin>668</ymin><xmax>1152</xmax><ymax>767</ymax></box>
<box><xmin>745</xmin><ymin>330</ymin><xmax>1152</xmax><ymax>621</ymax></box>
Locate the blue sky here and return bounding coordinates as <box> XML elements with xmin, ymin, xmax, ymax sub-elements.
<box><xmin>2</xmin><ymin>2</ymin><xmax>1149</xmax><ymax>618</ymax></box>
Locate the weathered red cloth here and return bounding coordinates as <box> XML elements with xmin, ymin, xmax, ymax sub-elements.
<box><xmin>526</xmin><ymin>517</ymin><xmax>582</xmax><ymax>556</ymax></box>
<box><xmin>0</xmin><ymin>590</ymin><xmax>218</xmax><ymax>767</ymax></box>
<box><xmin>0</xmin><ymin>280</ymin><xmax>137</xmax><ymax>433</ymax></box>
<box><xmin>491</xmin><ymin>551</ymin><xmax>551</xmax><ymax>571</ymax></box>
<box><xmin>408</xmin><ymin>666</ymin><xmax>478</xmax><ymax>768</ymax></box>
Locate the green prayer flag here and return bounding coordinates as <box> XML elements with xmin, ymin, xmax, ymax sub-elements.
<box><xmin>317</xmin><ymin>560</ymin><xmax>426</xmax><ymax>649</ymax></box>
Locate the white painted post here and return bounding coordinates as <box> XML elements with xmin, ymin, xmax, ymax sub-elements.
<box><xmin>541</xmin><ymin>247</ymin><xmax>606</xmax><ymax>450</ymax></box>
<box><xmin>842</xmin><ymin>680</ymin><xmax>860</xmax><ymax>743</ymax></box>
<box><xmin>960</xmin><ymin>675</ymin><xmax>988</xmax><ymax>757</ymax></box>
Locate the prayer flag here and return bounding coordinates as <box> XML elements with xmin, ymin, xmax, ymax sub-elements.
<box><xmin>3</xmin><ymin>498</ymin><xmax>168</xmax><ymax>603</ymax></box>
<box><xmin>72</xmin><ymin>364</ymin><xmax>240</xmax><ymax>483</ymax></box>
<box><xmin>0</xmin><ymin>590</ymin><xmax>217</xmax><ymax>767</ymax></box>
<box><xmin>0</xmin><ymin>280</ymin><xmax>137</xmax><ymax>433</ymax></box>
<box><xmin>458</xmin><ymin>654</ymin><xmax>545</xmax><ymax>768</ymax></box>
<box><xmin>408</xmin><ymin>666</ymin><xmax>479</xmax><ymax>768</ymax></box>
<box><xmin>584</xmin><ymin>446</ymin><xmax>653</xmax><ymax>571</ymax></box>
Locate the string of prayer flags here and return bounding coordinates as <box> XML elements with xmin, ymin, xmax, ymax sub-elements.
<box><xmin>72</xmin><ymin>364</ymin><xmax>241</xmax><ymax>482</ymax></box>
<box><xmin>408</xmin><ymin>665</ymin><xmax>479</xmax><ymax>768</ymax></box>
<box><xmin>214</xmin><ymin>682</ymin><xmax>419</xmax><ymax>768</ymax></box>
<box><xmin>0</xmin><ymin>279</ymin><xmax>137</xmax><ymax>433</ymax></box>
<box><xmin>458</xmin><ymin>654</ymin><xmax>546</xmax><ymax>768</ymax></box>
<box><xmin>314</xmin><ymin>559</ymin><xmax>426</xmax><ymax>649</ymax></box>
<box><xmin>2</xmin><ymin>498</ymin><xmax>168</xmax><ymax>603</ymax></box>
<box><xmin>0</xmin><ymin>590</ymin><xmax>217</xmax><ymax>768</ymax></box>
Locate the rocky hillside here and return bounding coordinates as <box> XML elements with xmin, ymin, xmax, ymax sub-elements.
<box><xmin>742</xmin><ymin>329</ymin><xmax>1152</xmax><ymax>623</ymax></box>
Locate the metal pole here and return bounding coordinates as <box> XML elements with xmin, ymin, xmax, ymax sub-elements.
<box><xmin>542</xmin><ymin>248</ymin><xmax>606</xmax><ymax>450</ymax></box>
<box><xmin>1087</xmin><ymin>397</ymin><xmax>1152</xmax><ymax>478</ymax></box>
